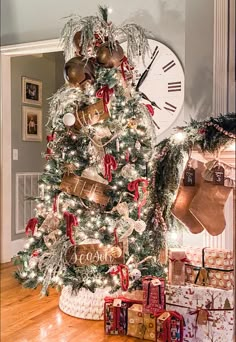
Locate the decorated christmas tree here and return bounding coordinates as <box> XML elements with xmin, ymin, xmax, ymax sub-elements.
<box><xmin>14</xmin><ymin>6</ymin><xmax>164</xmax><ymax>297</ymax></box>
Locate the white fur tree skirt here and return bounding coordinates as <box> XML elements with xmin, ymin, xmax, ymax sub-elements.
<box><xmin>59</xmin><ymin>285</ymin><xmax>118</xmax><ymax>320</ymax></box>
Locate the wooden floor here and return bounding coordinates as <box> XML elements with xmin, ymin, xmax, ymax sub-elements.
<box><xmin>1</xmin><ymin>263</ymin><xmax>144</xmax><ymax>342</ymax></box>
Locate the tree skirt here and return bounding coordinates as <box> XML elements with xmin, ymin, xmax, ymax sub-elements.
<box><xmin>59</xmin><ymin>285</ymin><xmax>118</xmax><ymax>320</ymax></box>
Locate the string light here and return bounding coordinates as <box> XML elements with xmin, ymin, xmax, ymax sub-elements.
<box><xmin>172</xmin><ymin>131</ymin><xmax>186</xmax><ymax>143</ymax></box>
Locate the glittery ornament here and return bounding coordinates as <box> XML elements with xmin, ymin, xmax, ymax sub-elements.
<box><xmin>121</xmin><ymin>164</ymin><xmax>138</xmax><ymax>180</ymax></box>
<box><xmin>130</xmin><ymin>268</ymin><xmax>142</xmax><ymax>281</ymax></box>
<box><xmin>108</xmin><ymin>246</ymin><xmax>122</xmax><ymax>259</ymax></box>
<box><xmin>128</xmin><ymin>118</ymin><xmax>138</xmax><ymax>129</ymax></box>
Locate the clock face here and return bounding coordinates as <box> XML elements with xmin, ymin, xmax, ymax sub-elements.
<box><xmin>122</xmin><ymin>39</ymin><xmax>185</xmax><ymax>135</ymax></box>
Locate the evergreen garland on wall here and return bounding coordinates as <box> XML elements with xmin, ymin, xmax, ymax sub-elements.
<box><xmin>148</xmin><ymin>112</ymin><xmax>236</xmax><ymax>256</ymax></box>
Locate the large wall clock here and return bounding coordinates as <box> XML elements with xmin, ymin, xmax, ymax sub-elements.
<box><xmin>123</xmin><ymin>39</ymin><xmax>185</xmax><ymax>136</ymax></box>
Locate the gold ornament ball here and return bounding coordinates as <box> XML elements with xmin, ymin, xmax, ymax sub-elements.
<box><xmin>64</xmin><ymin>56</ymin><xmax>95</xmax><ymax>88</ymax></box>
<box><xmin>108</xmin><ymin>246</ymin><xmax>122</xmax><ymax>259</ymax></box>
<box><xmin>96</xmin><ymin>42</ymin><xmax>124</xmax><ymax>68</ymax></box>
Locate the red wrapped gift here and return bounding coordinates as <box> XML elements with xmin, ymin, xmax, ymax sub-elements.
<box><xmin>156</xmin><ymin>311</ymin><xmax>184</xmax><ymax>342</ymax></box>
<box><xmin>104</xmin><ymin>296</ymin><xmax>142</xmax><ymax>335</ymax></box>
<box><xmin>142</xmin><ymin>276</ymin><xmax>165</xmax><ymax>314</ymax></box>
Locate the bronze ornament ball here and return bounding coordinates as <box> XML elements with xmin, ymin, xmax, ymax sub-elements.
<box><xmin>64</xmin><ymin>56</ymin><xmax>95</xmax><ymax>88</ymax></box>
<box><xmin>96</xmin><ymin>42</ymin><xmax>124</xmax><ymax>68</ymax></box>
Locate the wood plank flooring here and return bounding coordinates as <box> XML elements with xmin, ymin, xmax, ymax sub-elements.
<box><xmin>0</xmin><ymin>263</ymin><xmax>144</xmax><ymax>342</ymax></box>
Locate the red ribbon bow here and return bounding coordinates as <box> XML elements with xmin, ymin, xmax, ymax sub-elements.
<box><xmin>46</xmin><ymin>133</ymin><xmax>56</xmax><ymax>142</ymax></box>
<box><xmin>120</xmin><ymin>56</ymin><xmax>134</xmax><ymax>80</ymax></box>
<box><xmin>53</xmin><ymin>194</ymin><xmax>58</xmax><ymax>213</ymax></box>
<box><xmin>96</xmin><ymin>85</ymin><xmax>114</xmax><ymax>113</ymax></box>
<box><xmin>25</xmin><ymin>218</ymin><xmax>38</xmax><ymax>235</ymax></box>
<box><xmin>128</xmin><ymin>178</ymin><xmax>149</xmax><ymax>201</ymax></box>
<box><xmin>104</xmin><ymin>154</ymin><xmax>117</xmax><ymax>182</ymax></box>
<box><xmin>128</xmin><ymin>178</ymin><xmax>149</xmax><ymax>218</ymax></box>
<box><xmin>145</xmin><ymin>104</ymin><xmax>155</xmax><ymax>116</ymax></box>
<box><xmin>110</xmin><ymin>264</ymin><xmax>129</xmax><ymax>291</ymax></box>
<box><xmin>63</xmin><ymin>211</ymin><xmax>78</xmax><ymax>245</ymax></box>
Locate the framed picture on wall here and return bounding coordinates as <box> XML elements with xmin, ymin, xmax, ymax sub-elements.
<box><xmin>22</xmin><ymin>106</ymin><xmax>42</xmax><ymax>142</ymax></box>
<box><xmin>22</xmin><ymin>77</ymin><xmax>42</xmax><ymax>105</ymax></box>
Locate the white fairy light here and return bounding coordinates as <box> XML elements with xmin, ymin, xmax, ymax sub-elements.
<box><xmin>70</xmin><ymin>150</ymin><xmax>76</xmax><ymax>156</ymax></box>
<box><xmin>91</xmin><ymin>211</ymin><xmax>95</xmax><ymax>215</ymax></box>
<box><xmin>114</xmin><ymin>276</ymin><xmax>119</xmax><ymax>284</ymax></box>
<box><xmin>38</xmin><ymin>276</ymin><xmax>44</xmax><ymax>282</ymax></box>
<box><xmin>77</xmin><ymin>209</ymin><xmax>82</xmax><ymax>214</ymax></box>
<box><xmin>170</xmin><ymin>231</ymin><xmax>178</xmax><ymax>240</ymax></box>
<box><xmin>45</xmin><ymin>164</ymin><xmax>51</xmax><ymax>170</ymax></box>
<box><xmin>57</xmin><ymin>230</ymin><xmax>62</xmax><ymax>236</ymax></box>
<box><xmin>44</xmin><ymin>195</ymin><xmax>50</xmax><ymax>201</ymax></box>
<box><xmin>34</xmin><ymin>231</ymin><xmax>42</xmax><ymax>238</ymax></box>
<box><xmin>29</xmin><ymin>237</ymin><xmax>35</xmax><ymax>244</ymax></box>
<box><xmin>86</xmin><ymin>279</ymin><xmax>91</xmax><ymax>285</ymax></box>
<box><xmin>124</xmin><ymin>108</ymin><xmax>129</xmax><ymax>113</ymax></box>
<box><xmin>71</xmin><ymin>135</ymin><xmax>77</xmax><ymax>140</ymax></box>
<box><xmin>46</xmin><ymin>185</ymin><xmax>51</xmax><ymax>190</ymax></box>
<box><xmin>108</xmin><ymin>7</ymin><xmax>113</xmax><ymax>13</ymax></box>
<box><xmin>94</xmin><ymin>232</ymin><xmax>99</xmax><ymax>238</ymax></box>
<box><xmin>29</xmin><ymin>271</ymin><xmax>36</xmax><ymax>279</ymax></box>
<box><xmin>172</xmin><ymin>131</ymin><xmax>186</xmax><ymax>143</ymax></box>
<box><xmin>21</xmin><ymin>272</ymin><xmax>27</xmax><ymax>278</ymax></box>
<box><xmin>112</xmin><ymin>185</ymin><xmax>118</xmax><ymax>190</ymax></box>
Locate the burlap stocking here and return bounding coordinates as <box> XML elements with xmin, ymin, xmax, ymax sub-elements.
<box><xmin>171</xmin><ymin>159</ymin><xmax>205</xmax><ymax>234</ymax></box>
<box><xmin>189</xmin><ymin>181</ymin><xmax>232</xmax><ymax>236</ymax></box>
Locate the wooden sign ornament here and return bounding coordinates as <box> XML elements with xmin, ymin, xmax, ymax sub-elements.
<box><xmin>66</xmin><ymin>242</ymin><xmax>124</xmax><ymax>266</ymax></box>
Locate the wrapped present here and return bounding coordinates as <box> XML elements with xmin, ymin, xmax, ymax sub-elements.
<box><xmin>156</xmin><ymin>311</ymin><xmax>184</xmax><ymax>342</ymax></box>
<box><xmin>143</xmin><ymin>276</ymin><xmax>165</xmax><ymax>314</ymax></box>
<box><xmin>143</xmin><ymin>312</ymin><xmax>156</xmax><ymax>341</ymax></box>
<box><xmin>168</xmin><ymin>248</ymin><xmax>189</xmax><ymax>285</ymax></box>
<box><xmin>127</xmin><ymin>304</ymin><xmax>145</xmax><ymax>339</ymax></box>
<box><xmin>166</xmin><ymin>284</ymin><xmax>234</xmax><ymax>342</ymax></box>
<box><xmin>184</xmin><ymin>247</ymin><xmax>234</xmax><ymax>290</ymax></box>
<box><xmin>104</xmin><ymin>296</ymin><xmax>142</xmax><ymax>335</ymax></box>
<box><xmin>122</xmin><ymin>290</ymin><xmax>144</xmax><ymax>302</ymax></box>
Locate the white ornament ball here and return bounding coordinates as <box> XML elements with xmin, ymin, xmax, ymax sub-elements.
<box><xmin>63</xmin><ymin>113</ymin><xmax>75</xmax><ymax>126</ymax></box>
<box><xmin>130</xmin><ymin>268</ymin><xmax>142</xmax><ymax>281</ymax></box>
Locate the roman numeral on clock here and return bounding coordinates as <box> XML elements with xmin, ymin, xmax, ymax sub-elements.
<box><xmin>168</xmin><ymin>81</ymin><xmax>181</xmax><ymax>92</ymax></box>
<box><xmin>162</xmin><ymin>60</ymin><xmax>176</xmax><ymax>72</ymax></box>
<box><xmin>164</xmin><ymin>102</ymin><xmax>177</xmax><ymax>113</ymax></box>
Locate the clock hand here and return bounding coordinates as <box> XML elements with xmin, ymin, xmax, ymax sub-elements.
<box><xmin>135</xmin><ymin>46</ymin><xmax>159</xmax><ymax>91</ymax></box>
<box><xmin>140</xmin><ymin>92</ymin><xmax>161</xmax><ymax>110</ymax></box>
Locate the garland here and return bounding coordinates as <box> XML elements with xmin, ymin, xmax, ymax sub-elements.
<box><xmin>147</xmin><ymin>113</ymin><xmax>236</xmax><ymax>254</ymax></box>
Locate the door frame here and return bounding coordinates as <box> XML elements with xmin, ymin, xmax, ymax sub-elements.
<box><xmin>0</xmin><ymin>39</ymin><xmax>62</xmax><ymax>262</ymax></box>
